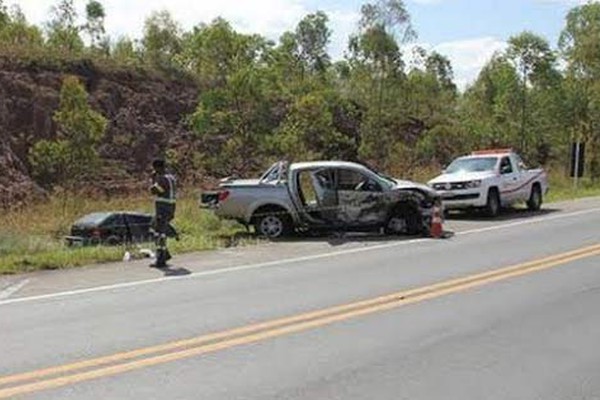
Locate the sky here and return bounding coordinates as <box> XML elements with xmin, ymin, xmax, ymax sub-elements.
<box><xmin>12</xmin><ymin>0</ymin><xmax>594</xmax><ymax>89</ymax></box>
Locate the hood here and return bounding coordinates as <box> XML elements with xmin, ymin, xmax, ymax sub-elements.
<box><xmin>392</xmin><ymin>179</ymin><xmax>438</xmax><ymax>197</ymax></box>
<box><xmin>428</xmin><ymin>171</ymin><xmax>496</xmax><ymax>185</ymax></box>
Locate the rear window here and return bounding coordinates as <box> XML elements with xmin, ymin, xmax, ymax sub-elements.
<box><xmin>75</xmin><ymin>212</ymin><xmax>111</xmax><ymax>225</ymax></box>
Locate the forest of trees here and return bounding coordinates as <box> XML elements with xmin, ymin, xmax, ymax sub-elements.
<box><xmin>2</xmin><ymin>0</ymin><xmax>600</xmax><ymax>183</ymax></box>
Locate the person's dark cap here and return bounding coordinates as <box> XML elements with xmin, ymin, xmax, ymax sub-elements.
<box><xmin>152</xmin><ymin>158</ymin><xmax>166</xmax><ymax>170</ymax></box>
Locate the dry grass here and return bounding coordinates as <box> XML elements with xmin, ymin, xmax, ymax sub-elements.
<box><xmin>0</xmin><ymin>191</ymin><xmax>245</xmax><ymax>274</ymax></box>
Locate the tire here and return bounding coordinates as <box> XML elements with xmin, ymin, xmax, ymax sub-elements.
<box><xmin>385</xmin><ymin>202</ymin><xmax>422</xmax><ymax>236</ymax></box>
<box><xmin>106</xmin><ymin>236</ymin><xmax>122</xmax><ymax>246</ymax></box>
<box><xmin>527</xmin><ymin>184</ymin><xmax>542</xmax><ymax>211</ymax></box>
<box><xmin>485</xmin><ymin>188</ymin><xmax>500</xmax><ymax>217</ymax></box>
<box><xmin>254</xmin><ymin>211</ymin><xmax>292</xmax><ymax>239</ymax></box>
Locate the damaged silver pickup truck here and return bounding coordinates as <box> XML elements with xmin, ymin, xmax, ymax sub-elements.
<box><xmin>201</xmin><ymin>161</ymin><xmax>441</xmax><ymax>238</ymax></box>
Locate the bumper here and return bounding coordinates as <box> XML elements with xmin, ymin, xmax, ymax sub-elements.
<box><xmin>437</xmin><ymin>190</ymin><xmax>486</xmax><ymax>209</ymax></box>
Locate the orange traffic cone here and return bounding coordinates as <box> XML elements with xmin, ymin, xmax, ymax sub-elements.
<box><xmin>430</xmin><ymin>204</ymin><xmax>443</xmax><ymax>239</ymax></box>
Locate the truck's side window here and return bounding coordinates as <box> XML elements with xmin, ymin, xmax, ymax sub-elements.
<box><xmin>336</xmin><ymin>169</ymin><xmax>382</xmax><ymax>192</ymax></box>
<box><xmin>337</xmin><ymin>169</ymin><xmax>362</xmax><ymax>191</ymax></box>
<box><xmin>500</xmin><ymin>157</ymin><xmax>513</xmax><ymax>175</ymax></box>
<box><xmin>514</xmin><ymin>154</ymin><xmax>527</xmax><ymax>170</ymax></box>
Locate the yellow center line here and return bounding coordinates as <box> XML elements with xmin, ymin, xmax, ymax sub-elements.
<box><xmin>1</xmin><ymin>244</ymin><xmax>599</xmax><ymax>398</ymax></box>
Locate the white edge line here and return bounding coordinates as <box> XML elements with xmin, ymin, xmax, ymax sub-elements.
<box><xmin>0</xmin><ymin>279</ymin><xmax>30</xmax><ymax>300</ymax></box>
<box><xmin>1</xmin><ymin>207</ymin><xmax>599</xmax><ymax>307</ymax></box>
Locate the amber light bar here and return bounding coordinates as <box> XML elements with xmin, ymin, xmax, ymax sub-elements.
<box><xmin>471</xmin><ymin>148</ymin><xmax>513</xmax><ymax>155</ymax></box>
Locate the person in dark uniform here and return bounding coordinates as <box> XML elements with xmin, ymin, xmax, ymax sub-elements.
<box><xmin>149</xmin><ymin>159</ymin><xmax>176</xmax><ymax>268</ymax></box>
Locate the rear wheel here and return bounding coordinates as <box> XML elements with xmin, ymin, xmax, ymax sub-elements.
<box><xmin>106</xmin><ymin>235</ymin><xmax>122</xmax><ymax>246</ymax></box>
<box><xmin>385</xmin><ymin>202</ymin><xmax>422</xmax><ymax>236</ymax></box>
<box><xmin>253</xmin><ymin>209</ymin><xmax>292</xmax><ymax>239</ymax></box>
<box><xmin>527</xmin><ymin>184</ymin><xmax>542</xmax><ymax>211</ymax></box>
<box><xmin>486</xmin><ymin>188</ymin><xmax>500</xmax><ymax>217</ymax></box>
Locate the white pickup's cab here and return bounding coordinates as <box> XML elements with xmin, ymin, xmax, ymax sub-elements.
<box><xmin>427</xmin><ymin>149</ymin><xmax>549</xmax><ymax>216</ymax></box>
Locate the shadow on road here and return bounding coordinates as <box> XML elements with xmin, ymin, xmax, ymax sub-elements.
<box><xmin>151</xmin><ymin>265</ymin><xmax>192</xmax><ymax>277</ymax></box>
<box><xmin>446</xmin><ymin>207</ymin><xmax>560</xmax><ymax>222</ymax></box>
<box><xmin>218</xmin><ymin>230</ymin><xmax>431</xmax><ymax>248</ymax></box>
<box><xmin>286</xmin><ymin>231</ymin><xmax>425</xmax><ymax>247</ymax></box>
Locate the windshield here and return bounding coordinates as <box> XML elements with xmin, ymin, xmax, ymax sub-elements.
<box><xmin>446</xmin><ymin>157</ymin><xmax>498</xmax><ymax>174</ymax></box>
<box><xmin>363</xmin><ymin>166</ymin><xmax>396</xmax><ymax>189</ymax></box>
<box><xmin>75</xmin><ymin>212</ymin><xmax>111</xmax><ymax>225</ymax></box>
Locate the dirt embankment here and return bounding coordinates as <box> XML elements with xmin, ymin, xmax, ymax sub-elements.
<box><xmin>0</xmin><ymin>57</ymin><xmax>201</xmax><ymax>206</ymax></box>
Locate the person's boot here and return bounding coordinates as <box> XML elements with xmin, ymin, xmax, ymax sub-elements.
<box><xmin>150</xmin><ymin>249</ymin><xmax>168</xmax><ymax>268</ymax></box>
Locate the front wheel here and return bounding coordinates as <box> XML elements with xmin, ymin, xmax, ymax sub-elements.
<box><xmin>254</xmin><ymin>212</ymin><xmax>292</xmax><ymax>239</ymax></box>
<box><xmin>527</xmin><ymin>184</ymin><xmax>543</xmax><ymax>211</ymax></box>
<box><xmin>385</xmin><ymin>202</ymin><xmax>422</xmax><ymax>236</ymax></box>
<box><xmin>486</xmin><ymin>188</ymin><xmax>500</xmax><ymax>217</ymax></box>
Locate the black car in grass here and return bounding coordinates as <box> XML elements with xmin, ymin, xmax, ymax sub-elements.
<box><xmin>65</xmin><ymin>211</ymin><xmax>177</xmax><ymax>246</ymax></box>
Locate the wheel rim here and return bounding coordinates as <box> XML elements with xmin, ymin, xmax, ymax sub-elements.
<box><xmin>260</xmin><ymin>216</ymin><xmax>284</xmax><ymax>238</ymax></box>
<box><xmin>387</xmin><ymin>217</ymin><xmax>407</xmax><ymax>234</ymax></box>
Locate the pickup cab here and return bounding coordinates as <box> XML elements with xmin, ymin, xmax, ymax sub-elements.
<box><xmin>201</xmin><ymin>161</ymin><xmax>441</xmax><ymax>238</ymax></box>
<box><xmin>427</xmin><ymin>149</ymin><xmax>548</xmax><ymax>216</ymax></box>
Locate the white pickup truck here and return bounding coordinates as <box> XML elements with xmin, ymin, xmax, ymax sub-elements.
<box><xmin>427</xmin><ymin>149</ymin><xmax>548</xmax><ymax>216</ymax></box>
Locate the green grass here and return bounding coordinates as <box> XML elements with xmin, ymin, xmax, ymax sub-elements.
<box><xmin>0</xmin><ymin>193</ymin><xmax>246</xmax><ymax>275</ymax></box>
<box><xmin>545</xmin><ymin>173</ymin><xmax>600</xmax><ymax>203</ymax></box>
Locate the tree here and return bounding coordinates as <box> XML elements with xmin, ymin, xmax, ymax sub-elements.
<box><xmin>178</xmin><ymin>18</ymin><xmax>270</xmax><ymax>88</ymax></box>
<box><xmin>45</xmin><ymin>0</ymin><xmax>84</xmax><ymax>53</ymax></box>
<box><xmin>560</xmin><ymin>3</ymin><xmax>600</xmax><ymax>80</ymax></box>
<box><xmin>425</xmin><ymin>51</ymin><xmax>456</xmax><ymax>94</ymax></box>
<box><xmin>559</xmin><ymin>2</ymin><xmax>600</xmax><ymax>179</ymax></box>
<box><xmin>359</xmin><ymin>0</ymin><xmax>416</xmax><ymax>40</ymax></box>
<box><xmin>506</xmin><ymin>31</ymin><xmax>556</xmax><ymax>153</ymax></box>
<box><xmin>346</xmin><ymin>0</ymin><xmax>416</xmax><ymax>167</ymax></box>
<box><xmin>270</xmin><ymin>92</ymin><xmax>354</xmax><ymax>160</ymax></box>
<box><xmin>112</xmin><ymin>36</ymin><xmax>140</xmax><ymax>64</ymax></box>
<box><xmin>142</xmin><ymin>10</ymin><xmax>182</xmax><ymax>69</ymax></box>
<box><xmin>460</xmin><ymin>55</ymin><xmax>521</xmax><ymax>149</ymax></box>
<box><xmin>83</xmin><ymin>0</ymin><xmax>106</xmax><ymax>50</ymax></box>
<box><xmin>0</xmin><ymin>5</ymin><xmax>44</xmax><ymax>48</ymax></box>
<box><xmin>0</xmin><ymin>0</ymin><xmax>8</xmax><ymax>30</ymax></box>
<box><xmin>295</xmin><ymin>11</ymin><xmax>332</xmax><ymax>77</ymax></box>
<box><xmin>29</xmin><ymin>76</ymin><xmax>107</xmax><ymax>188</ymax></box>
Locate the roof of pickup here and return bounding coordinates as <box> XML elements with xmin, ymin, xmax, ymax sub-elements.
<box><xmin>291</xmin><ymin>161</ymin><xmax>369</xmax><ymax>170</ymax></box>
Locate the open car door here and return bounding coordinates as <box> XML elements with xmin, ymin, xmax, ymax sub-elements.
<box><xmin>293</xmin><ymin>168</ymin><xmax>339</xmax><ymax>225</ymax></box>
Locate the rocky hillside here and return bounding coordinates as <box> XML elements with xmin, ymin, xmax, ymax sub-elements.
<box><xmin>0</xmin><ymin>56</ymin><xmax>200</xmax><ymax>206</ymax></box>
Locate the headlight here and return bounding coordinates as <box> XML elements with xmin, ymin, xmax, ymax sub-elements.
<box><xmin>465</xmin><ymin>180</ymin><xmax>482</xmax><ymax>188</ymax></box>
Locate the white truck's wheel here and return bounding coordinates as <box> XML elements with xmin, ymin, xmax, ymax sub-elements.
<box><xmin>486</xmin><ymin>188</ymin><xmax>500</xmax><ymax>217</ymax></box>
<box><xmin>527</xmin><ymin>184</ymin><xmax>542</xmax><ymax>211</ymax></box>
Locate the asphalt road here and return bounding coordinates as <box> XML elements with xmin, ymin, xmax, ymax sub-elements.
<box><xmin>1</xmin><ymin>198</ymin><xmax>600</xmax><ymax>399</ymax></box>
